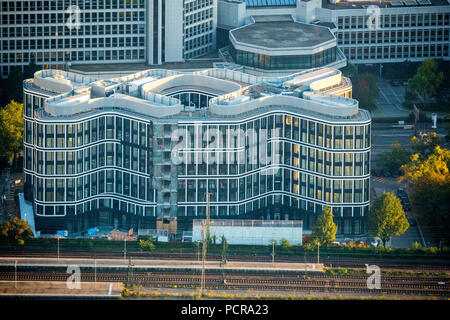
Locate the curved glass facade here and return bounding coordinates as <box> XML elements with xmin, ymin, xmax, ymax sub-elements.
<box><xmin>24</xmin><ymin>71</ymin><xmax>370</xmax><ymax>237</ymax></box>
<box><xmin>229</xmin><ymin>44</ymin><xmax>337</xmax><ymax>70</ymax></box>
<box><xmin>23</xmin><ymin>89</ymin><xmax>157</xmax><ymax>233</ymax></box>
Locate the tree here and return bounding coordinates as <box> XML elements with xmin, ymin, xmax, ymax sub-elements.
<box><xmin>0</xmin><ymin>101</ymin><xmax>24</xmax><ymax>163</ymax></box>
<box><xmin>409</xmin><ymin>59</ymin><xmax>444</xmax><ymax>108</ymax></box>
<box><xmin>23</xmin><ymin>61</ymin><xmax>41</xmax><ymax>80</ymax></box>
<box><xmin>220</xmin><ymin>235</ymin><xmax>228</xmax><ymax>266</ymax></box>
<box><xmin>400</xmin><ymin>146</ymin><xmax>450</xmax><ymax>235</ymax></box>
<box><xmin>341</xmin><ymin>63</ymin><xmax>357</xmax><ymax>78</ymax></box>
<box><xmin>311</xmin><ymin>205</ymin><xmax>338</xmax><ymax>246</ymax></box>
<box><xmin>410</xmin><ymin>132</ymin><xmax>441</xmax><ymax>158</ymax></box>
<box><xmin>4</xmin><ymin>66</ymin><xmax>23</xmax><ymax>103</ymax></box>
<box><xmin>376</xmin><ymin>141</ymin><xmax>411</xmax><ymax>172</ymax></box>
<box><xmin>367</xmin><ymin>192</ymin><xmax>409</xmax><ymax>247</ymax></box>
<box><xmin>352</xmin><ymin>73</ymin><xmax>379</xmax><ymax>111</ymax></box>
<box><xmin>139</xmin><ymin>238</ymin><xmax>155</xmax><ymax>252</ymax></box>
<box><xmin>0</xmin><ymin>217</ymin><xmax>34</xmax><ymax>245</ymax></box>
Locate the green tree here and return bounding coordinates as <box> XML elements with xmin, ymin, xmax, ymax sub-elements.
<box><xmin>0</xmin><ymin>217</ymin><xmax>34</xmax><ymax>245</ymax></box>
<box><xmin>341</xmin><ymin>63</ymin><xmax>357</xmax><ymax>78</ymax></box>
<box><xmin>311</xmin><ymin>205</ymin><xmax>338</xmax><ymax>246</ymax></box>
<box><xmin>220</xmin><ymin>235</ymin><xmax>228</xmax><ymax>266</ymax></box>
<box><xmin>4</xmin><ymin>66</ymin><xmax>23</xmax><ymax>103</ymax></box>
<box><xmin>23</xmin><ymin>61</ymin><xmax>41</xmax><ymax>80</ymax></box>
<box><xmin>376</xmin><ymin>141</ymin><xmax>411</xmax><ymax>172</ymax></box>
<box><xmin>400</xmin><ymin>146</ymin><xmax>450</xmax><ymax>236</ymax></box>
<box><xmin>352</xmin><ymin>73</ymin><xmax>379</xmax><ymax>111</ymax></box>
<box><xmin>367</xmin><ymin>192</ymin><xmax>409</xmax><ymax>247</ymax></box>
<box><xmin>409</xmin><ymin>59</ymin><xmax>444</xmax><ymax>108</ymax></box>
<box><xmin>0</xmin><ymin>100</ymin><xmax>24</xmax><ymax>163</ymax></box>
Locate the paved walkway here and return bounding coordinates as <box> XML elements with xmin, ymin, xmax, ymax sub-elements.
<box><xmin>0</xmin><ymin>281</ymin><xmax>122</xmax><ymax>297</ymax></box>
<box><xmin>0</xmin><ymin>257</ymin><xmax>324</xmax><ymax>272</ymax></box>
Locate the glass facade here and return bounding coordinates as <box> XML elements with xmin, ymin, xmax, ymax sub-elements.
<box><xmin>230</xmin><ymin>44</ymin><xmax>337</xmax><ymax>70</ymax></box>
<box><xmin>24</xmin><ymin>76</ymin><xmax>370</xmax><ymax>236</ymax></box>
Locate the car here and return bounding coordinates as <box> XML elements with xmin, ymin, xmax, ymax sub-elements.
<box><xmin>408</xmin><ymin>218</ymin><xmax>417</xmax><ymax>226</ymax></box>
<box><xmin>382</xmin><ymin>170</ymin><xmax>391</xmax><ymax>177</ymax></box>
<box><xmin>397</xmin><ymin>188</ymin><xmax>406</xmax><ymax>195</ymax></box>
<box><xmin>373</xmin><ymin>169</ymin><xmax>382</xmax><ymax>177</ymax></box>
<box><xmin>391</xmin><ymin>80</ymin><xmax>400</xmax><ymax>86</ymax></box>
<box><xmin>402</xmin><ymin>81</ymin><xmax>408</xmax><ymax>86</ymax></box>
<box><xmin>367</xmin><ymin>237</ymin><xmax>381</xmax><ymax>247</ymax></box>
<box><xmin>392</xmin><ymin>170</ymin><xmax>400</xmax><ymax>178</ymax></box>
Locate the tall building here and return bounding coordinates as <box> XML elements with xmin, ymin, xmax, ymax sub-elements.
<box><xmin>0</xmin><ymin>0</ymin><xmax>217</xmax><ymax>78</ymax></box>
<box><xmin>217</xmin><ymin>0</ymin><xmax>450</xmax><ymax>64</ymax></box>
<box><xmin>23</xmin><ymin>66</ymin><xmax>370</xmax><ymax>236</ymax></box>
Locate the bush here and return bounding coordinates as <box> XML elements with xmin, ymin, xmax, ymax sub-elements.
<box><xmin>303</xmin><ymin>243</ymin><xmax>316</xmax><ymax>251</ymax></box>
<box><xmin>410</xmin><ymin>242</ymin><xmax>421</xmax><ymax>250</ymax></box>
<box><xmin>139</xmin><ymin>239</ymin><xmax>155</xmax><ymax>252</ymax></box>
<box><xmin>280</xmin><ymin>238</ymin><xmax>293</xmax><ymax>249</ymax></box>
<box><xmin>302</xmin><ymin>235</ymin><xmax>311</xmax><ymax>245</ymax></box>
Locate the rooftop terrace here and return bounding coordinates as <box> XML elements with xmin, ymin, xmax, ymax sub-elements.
<box><xmin>230</xmin><ymin>20</ymin><xmax>335</xmax><ymax>49</ymax></box>
<box><xmin>28</xmin><ymin>66</ymin><xmax>364</xmax><ymax>121</ymax></box>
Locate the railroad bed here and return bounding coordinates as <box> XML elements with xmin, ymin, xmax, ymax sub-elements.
<box><xmin>0</xmin><ymin>257</ymin><xmax>323</xmax><ymax>272</ymax></box>
<box><xmin>1</xmin><ymin>269</ymin><xmax>449</xmax><ymax>297</ymax></box>
<box><xmin>1</xmin><ymin>251</ymin><xmax>448</xmax><ymax>271</ymax></box>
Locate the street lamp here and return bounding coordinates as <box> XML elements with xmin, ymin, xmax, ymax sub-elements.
<box><xmin>14</xmin><ymin>260</ymin><xmax>17</xmax><ymax>289</ymax></box>
<box><xmin>271</xmin><ymin>240</ymin><xmax>275</xmax><ymax>265</ymax></box>
<box><xmin>124</xmin><ymin>238</ymin><xmax>127</xmax><ymax>260</ymax></box>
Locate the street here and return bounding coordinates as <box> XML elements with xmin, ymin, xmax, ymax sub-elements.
<box><xmin>373</xmin><ymin>78</ymin><xmax>410</xmax><ymax>118</ymax></box>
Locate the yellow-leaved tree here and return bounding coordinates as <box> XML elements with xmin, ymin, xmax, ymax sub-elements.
<box><xmin>0</xmin><ymin>100</ymin><xmax>23</xmax><ymax>163</ymax></box>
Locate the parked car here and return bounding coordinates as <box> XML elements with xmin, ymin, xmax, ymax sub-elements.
<box><xmin>382</xmin><ymin>170</ymin><xmax>391</xmax><ymax>177</ymax></box>
<box><xmin>367</xmin><ymin>237</ymin><xmax>382</xmax><ymax>247</ymax></box>
<box><xmin>391</xmin><ymin>80</ymin><xmax>401</xmax><ymax>86</ymax></box>
<box><xmin>403</xmin><ymin>202</ymin><xmax>411</xmax><ymax>211</ymax></box>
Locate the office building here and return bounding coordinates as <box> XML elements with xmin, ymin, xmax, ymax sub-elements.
<box><xmin>0</xmin><ymin>0</ymin><xmax>217</xmax><ymax>78</ymax></box>
<box><xmin>23</xmin><ymin>66</ymin><xmax>370</xmax><ymax>236</ymax></box>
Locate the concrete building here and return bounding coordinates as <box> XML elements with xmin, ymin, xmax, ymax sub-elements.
<box><xmin>218</xmin><ymin>0</ymin><xmax>450</xmax><ymax>65</ymax></box>
<box><xmin>23</xmin><ymin>66</ymin><xmax>369</xmax><ymax>236</ymax></box>
<box><xmin>227</xmin><ymin>15</ymin><xmax>347</xmax><ymax>75</ymax></box>
<box><xmin>0</xmin><ymin>0</ymin><xmax>217</xmax><ymax>78</ymax></box>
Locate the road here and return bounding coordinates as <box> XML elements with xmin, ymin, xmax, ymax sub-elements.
<box><xmin>371</xmin><ymin>123</ymin><xmax>448</xmax><ymax>163</ymax></box>
<box><xmin>372</xmin><ymin>79</ymin><xmax>410</xmax><ymax>118</ymax></box>
<box><xmin>371</xmin><ymin>176</ymin><xmax>423</xmax><ymax>249</ymax></box>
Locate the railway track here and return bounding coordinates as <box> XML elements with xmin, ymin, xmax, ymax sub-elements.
<box><xmin>1</xmin><ymin>269</ymin><xmax>448</xmax><ymax>296</ymax></box>
<box><xmin>1</xmin><ymin>251</ymin><xmax>449</xmax><ymax>271</ymax></box>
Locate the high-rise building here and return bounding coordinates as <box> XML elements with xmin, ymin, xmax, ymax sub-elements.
<box><xmin>218</xmin><ymin>0</ymin><xmax>450</xmax><ymax>64</ymax></box>
<box><xmin>23</xmin><ymin>66</ymin><xmax>370</xmax><ymax>236</ymax></box>
<box><xmin>0</xmin><ymin>0</ymin><xmax>217</xmax><ymax>78</ymax></box>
